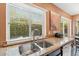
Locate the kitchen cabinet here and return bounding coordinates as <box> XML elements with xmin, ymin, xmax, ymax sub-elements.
<box><xmin>63</xmin><ymin>43</ymin><xmax>72</xmax><ymax>56</ymax></box>
<box><xmin>0</xmin><ymin>48</ymin><xmax>7</xmax><ymax>56</ymax></box>
<box><xmin>47</xmin><ymin>49</ymin><xmax>61</xmax><ymax>56</ymax></box>
<box><xmin>47</xmin><ymin>42</ymin><xmax>74</xmax><ymax>56</ymax></box>
<box><xmin>71</xmin><ymin>40</ymin><xmax>75</xmax><ymax>56</ymax></box>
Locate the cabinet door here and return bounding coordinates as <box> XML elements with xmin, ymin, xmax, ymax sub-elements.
<box><xmin>0</xmin><ymin>48</ymin><xmax>7</xmax><ymax>56</ymax></box>
<box><xmin>47</xmin><ymin>49</ymin><xmax>61</xmax><ymax>56</ymax></box>
<box><xmin>63</xmin><ymin>43</ymin><xmax>71</xmax><ymax>56</ymax></box>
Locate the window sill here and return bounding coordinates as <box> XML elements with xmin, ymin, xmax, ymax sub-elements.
<box><xmin>7</xmin><ymin>37</ymin><xmax>33</xmax><ymax>46</ymax></box>
<box><xmin>7</xmin><ymin>36</ymin><xmax>45</xmax><ymax>46</ymax></box>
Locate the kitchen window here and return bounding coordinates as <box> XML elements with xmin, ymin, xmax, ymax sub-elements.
<box><xmin>6</xmin><ymin>4</ymin><xmax>46</xmax><ymax>41</ymax></box>
<box><xmin>76</xmin><ymin>20</ymin><xmax>79</xmax><ymax>34</ymax></box>
<box><xmin>61</xmin><ymin>17</ymin><xmax>69</xmax><ymax>37</ymax></box>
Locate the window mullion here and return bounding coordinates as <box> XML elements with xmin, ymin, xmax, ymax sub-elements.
<box><xmin>63</xmin><ymin>22</ymin><xmax>65</xmax><ymax>37</ymax></box>
<box><xmin>29</xmin><ymin>18</ymin><xmax>32</xmax><ymax>37</ymax></box>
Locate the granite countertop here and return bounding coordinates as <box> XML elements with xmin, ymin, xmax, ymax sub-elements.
<box><xmin>0</xmin><ymin>37</ymin><xmax>74</xmax><ymax>56</ymax></box>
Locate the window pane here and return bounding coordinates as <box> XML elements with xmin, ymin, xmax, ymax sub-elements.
<box><xmin>10</xmin><ymin>5</ymin><xmax>30</xmax><ymax>39</ymax></box>
<box><xmin>31</xmin><ymin>13</ymin><xmax>43</xmax><ymax>36</ymax></box>
<box><xmin>76</xmin><ymin>21</ymin><xmax>79</xmax><ymax>34</ymax></box>
<box><xmin>9</xmin><ymin>4</ymin><xmax>44</xmax><ymax>40</ymax></box>
<box><xmin>77</xmin><ymin>21</ymin><xmax>79</xmax><ymax>33</ymax></box>
<box><xmin>61</xmin><ymin>18</ymin><xmax>68</xmax><ymax>37</ymax></box>
<box><xmin>64</xmin><ymin>21</ymin><xmax>68</xmax><ymax>36</ymax></box>
<box><xmin>60</xmin><ymin>19</ymin><xmax>63</xmax><ymax>34</ymax></box>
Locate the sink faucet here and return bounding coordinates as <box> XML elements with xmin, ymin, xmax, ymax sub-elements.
<box><xmin>31</xmin><ymin>29</ymin><xmax>42</xmax><ymax>50</ymax></box>
<box><xmin>32</xmin><ymin>29</ymin><xmax>40</xmax><ymax>43</ymax></box>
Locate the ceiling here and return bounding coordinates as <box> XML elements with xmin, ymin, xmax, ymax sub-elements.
<box><xmin>54</xmin><ymin>3</ymin><xmax>79</xmax><ymax>15</ymax></box>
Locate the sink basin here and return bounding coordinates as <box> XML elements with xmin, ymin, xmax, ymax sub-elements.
<box><xmin>36</xmin><ymin>40</ymin><xmax>53</xmax><ymax>48</ymax></box>
<box><xmin>19</xmin><ymin>43</ymin><xmax>40</xmax><ymax>56</ymax></box>
<box><xmin>19</xmin><ymin>40</ymin><xmax>53</xmax><ymax>56</ymax></box>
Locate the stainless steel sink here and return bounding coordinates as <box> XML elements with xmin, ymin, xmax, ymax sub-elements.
<box><xmin>19</xmin><ymin>43</ymin><xmax>40</xmax><ymax>56</ymax></box>
<box><xmin>36</xmin><ymin>40</ymin><xmax>53</xmax><ymax>48</ymax></box>
<box><xmin>19</xmin><ymin>40</ymin><xmax>53</xmax><ymax>56</ymax></box>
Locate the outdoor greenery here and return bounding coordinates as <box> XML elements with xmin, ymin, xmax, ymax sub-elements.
<box><xmin>10</xmin><ymin>4</ymin><xmax>43</xmax><ymax>39</ymax></box>
<box><xmin>10</xmin><ymin>17</ymin><xmax>42</xmax><ymax>39</ymax></box>
<box><xmin>61</xmin><ymin>19</ymin><xmax>68</xmax><ymax>37</ymax></box>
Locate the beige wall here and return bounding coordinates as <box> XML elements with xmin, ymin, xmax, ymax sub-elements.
<box><xmin>71</xmin><ymin>15</ymin><xmax>79</xmax><ymax>37</ymax></box>
<box><xmin>34</xmin><ymin>3</ymin><xmax>71</xmax><ymax>19</ymax></box>
<box><xmin>34</xmin><ymin>3</ymin><xmax>72</xmax><ymax>37</ymax></box>
<box><xmin>72</xmin><ymin>14</ymin><xmax>79</xmax><ymax>20</ymax></box>
<box><xmin>0</xmin><ymin>3</ymin><xmax>74</xmax><ymax>46</ymax></box>
<box><xmin>50</xmin><ymin>11</ymin><xmax>61</xmax><ymax>32</ymax></box>
<box><xmin>0</xmin><ymin>3</ymin><xmax>6</xmax><ymax>46</ymax></box>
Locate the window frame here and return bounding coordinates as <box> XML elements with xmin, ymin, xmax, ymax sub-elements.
<box><xmin>61</xmin><ymin>16</ymin><xmax>71</xmax><ymax>38</ymax></box>
<box><xmin>76</xmin><ymin>20</ymin><xmax>79</xmax><ymax>34</ymax></box>
<box><xmin>6</xmin><ymin>3</ymin><xmax>47</xmax><ymax>41</ymax></box>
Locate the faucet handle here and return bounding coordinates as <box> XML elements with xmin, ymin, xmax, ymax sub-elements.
<box><xmin>32</xmin><ymin>29</ymin><xmax>41</xmax><ymax>36</ymax></box>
